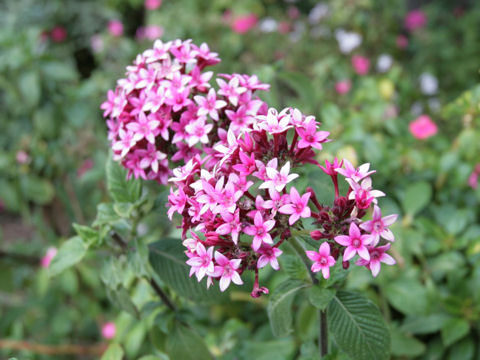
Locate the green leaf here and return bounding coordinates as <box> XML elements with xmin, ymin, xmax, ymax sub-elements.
<box><xmin>93</xmin><ymin>203</ymin><xmax>120</xmax><ymax>227</ymax></box>
<box><xmin>384</xmin><ymin>278</ymin><xmax>428</xmax><ymax>315</ymax></box>
<box><xmin>390</xmin><ymin>327</ymin><xmax>426</xmax><ymax>357</ymax></box>
<box><xmin>149</xmin><ymin>239</ymin><xmax>224</xmax><ymax>303</ymax></box>
<box><xmin>280</xmin><ymin>254</ymin><xmax>308</xmax><ymax>280</ymax></box>
<box><xmin>401</xmin><ymin>182</ymin><xmax>432</xmax><ymax>216</ymax></box>
<box><xmin>441</xmin><ymin>318</ymin><xmax>470</xmax><ymax>347</ymax></box>
<box><xmin>401</xmin><ymin>314</ymin><xmax>449</xmax><ymax>335</ymax></box>
<box><xmin>113</xmin><ymin>202</ymin><xmax>135</xmax><ymax>218</ymax></box>
<box><xmin>106</xmin><ymin>157</ymin><xmax>142</xmax><ymax>203</ymax></box>
<box><xmin>243</xmin><ymin>339</ymin><xmax>296</xmax><ymax>360</ymax></box>
<box><xmin>49</xmin><ymin>236</ymin><xmax>88</xmax><ymax>276</ymax></box>
<box><xmin>327</xmin><ymin>291</ymin><xmax>390</xmax><ymax>360</ymax></box>
<box><xmin>18</xmin><ymin>71</ymin><xmax>40</xmax><ymax>109</ymax></box>
<box><xmin>73</xmin><ymin>223</ymin><xmax>99</xmax><ymax>246</ymax></box>
<box><xmin>448</xmin><ymin>337</ymin><xmax>474</xmax><ymax>360</ymax></box>
<box><xmin>267</xmin><ymin>279</ymin><xmax>308</xmax><ymax>337</ymax></box>
<box><xmin>106</xmin><ymin>285</ymin><xmax>139</xmax><ymax>318</ymax></box>
<box><xmin>138</xmin><ymin>355</ymin><xmax>169</xmax><ymax>360</ymax></box>
<box><xmin>308</xmin><ymin>287</ymin><xmax>336</xmax><ymax>311</ymax></box>
<box><xmin>20</xmin><ymin>176</ymin><xmax>55</xmax><ymax>205</ymax></box>
<box><xmin>165</xmin><ymin>323</ymin><xmax>213</xmax><ymax>360</ymax></box>
<box><xmin>101</xmin><ymin>343</ymin><xmax>124</xmax><ymax>360</ymax></box>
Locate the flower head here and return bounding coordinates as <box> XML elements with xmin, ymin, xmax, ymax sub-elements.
<box><xmin>335</xmin><ymin>223</ymin><xmax>373</xmax><ymax>261</ymax></box>
<box><xmin>409</xmin><ymin>115</ymin><xmax>438</xmax><ymax>139</ymax></box>
<box><xmin>306</xmin><ymin>242</ymin><xmax>336</xmax><ymax>279</ymax></box>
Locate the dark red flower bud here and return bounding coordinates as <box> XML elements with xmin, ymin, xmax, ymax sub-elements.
<box><xmin>342</xmin><ymin>261</ymin><xmax>350</xmax><ymax>270</ymax></box>
<box><xmin>310</xmin><ymin>230</ymin><xmax>323</xmax><ymax>240</ymax></box>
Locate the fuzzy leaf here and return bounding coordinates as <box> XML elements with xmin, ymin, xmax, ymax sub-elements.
<box><xmin>101</xmin><ymin>343</ymin><xmax>124</xmax><ymax>360</ymax></box>
<box><xmin>308</xmin><ymin>286</ymin><xmax>336</xmax><ymax>311</ymax></box>
<box><xmin>267</xmin><ymin>279</ymin><xmax>308</xmax><ymax>337</ymax></box>
<box><xmin>106</xmin><ymin>157</ymin><xmax>142</xmax><ymax>203</ymax></box>
<box><xmin>441</xmin><ymin>318</ymin><xmax>470</xmax><ymax>347</ymax></box>
<box><xmin>166</xmin><ymin>323</ymin><xmax>213</xmax><ymax>360</ymax></box>
<box><xmin>327</xmin><ymin>291</ymin><xmax>390</xmax><ymax>360</ymax></box>
<box><xmin>401</xmin><ymin>182</ymin><xmax>432</xmax><ymax>216</ymax></box>
<box><xmin>49</xmin><ymin>236</ymin><xmax>88</xmax><ymax>276</ymax></box>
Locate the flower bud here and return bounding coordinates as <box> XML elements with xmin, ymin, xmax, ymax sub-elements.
<box><xmin>342</xmin><ymin>261</ymin><xmax>350</xmax><ymax>270</ymax></box>
<box><xmin>310</xmin><ymin>230</ymin><xmax>323</xmax><ymax>240</ymax></box>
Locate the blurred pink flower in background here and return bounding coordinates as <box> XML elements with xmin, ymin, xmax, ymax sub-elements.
<box><xmin>351</xmin><ymin>55</ymin><xmax>370</xmax><ymax>75</ymax></box>
<box><xmin>101</xmin><ymin>322</ymin><xmax>116</xmax><ymax>339</ymax></box>
<box><xmin>335</xmin><ymin>80</ymin><xmax>351</xmax><ymax>95</ymax></box>
<box><xmin>40</xmin><ymin>247</ymin><xmax>57</xmax><ymax>268</ymax></box>
<box><xmin>16</xmin><ymin>150</ymin><xmax>30</xmax><ymax>164</ymax></box>
<box><xmin>136</xmin><ymin>25</ymin><xmax>164</xmax><ymax>41</ymax></box>
<box><xmin>468</xmin><ymin>164</ymin><xmax>480</xmax><ymax>189</ymax></box>
<box><xmin>396</xmin><ymin>35</ymin><xmax>408</xmax><ymax>49</ymax></box>
<box><xmin>405</xmin><ymin>10</ymin><xmax>427</xmax><ymax>31</ymax></box>
<box><xmin>50</xmin><ymin>26</ymin><xmax>67</xmax><ymax>43</ymax></box>
<box><xmin>409</xmin><ymin>115</ymin><xmax>438</xmax><ymax>139</ymax></box>
<box><xmin>108</xmin><ymin>20</ymin><xmax>124</xmax><ymax>37</ymax></box>
<box><xmin>90</xmin><ymin>35</ymin><xmax>104</xmax><ymax>53</ymax></box>
<box><xmin>278</xmin><ymin>22</ymin><xmax>291</xmax><ymax>34</ymax></box>
<box><xmin>77</xmin><ymin>158</ymin><xmax>94</xmax><ymax>178</ymax></box>
<box><xmin>145</xmin><ymin>0</ymin><xmax>162</xmax><ymax>10</ymax></box>
<box><xmin>288</xmin><ymin>6</ymin><xmax>300</xmax><ymax>20</ymax></box>
<box><xmin>232</xmin><ymin>14</ymin><xmax>258</xmax><ymax>34</ymax></box>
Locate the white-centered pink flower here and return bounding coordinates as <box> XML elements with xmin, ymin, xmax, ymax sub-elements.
<box><xmin>244</xmin><ymin>211</ymin><xmax>275</xmax><ymax>250</ymax></box>
<box><xmin>194</xmin><ymin>88</ymin><xmax>227</xmax><ymax>121</ymax></box>
<box><xmin>306</xmin><ymin>242</ymin><xmax>336</xmax><ymax>279</ymax></box>
<box><xmin>259</xmin><ymin>161</ymin><xmax>299</xmax><ymax>192</ymax></box>
<box><xmin>360</xmin><ymin>205</ymin><xmax>397</xmax><ymax>245</ymax></box>
<box><xmin>216</xmin><ymin>210</ymin><xmax>242</xmax><ymax>244</ymax></box>
<box><xmin>346</xmin><ymin>177</ymin><xmax>385</xmax><ymax>209</ymax></box>
<box><xmin>335</xmin><ymin>222</ymin><xmax>373</xmax><ymax>261</ymax></box>
<box><xmin>186</xmin><ymin>243</ymin><xmax>215</xmax><ymax>281</ymax></box>
<box><xmin>278</xmin><ymin>187</ymin><xmax>311</xmax><ymax>225</ymax></box>
<box><xmin>336</xmin><ymin>159</ymin><xmax>375</xmax><ymax>182</ymax></box>
<box><xmin>257</xmin><ymin>245</ymin><xmax>283</xmax><ymax>270</ymax></box>
<box><xmin>212</xmin><ymin>251</ymin><xmax>243</xmax><ymax>291</ymax></box>
<box><xmin>356</xmin><ymin>244</ymin><xmax>396</xmax><ymax>277</ymax></box>
<box><xmin>296</xmin><ymin>118</ymin><xmax>329</xmax><ymax>149</ymax></box>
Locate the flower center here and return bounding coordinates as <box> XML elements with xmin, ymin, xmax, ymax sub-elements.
<box><xmin>352</xmin><ymin>238</ymin><xmax>361</xmax><ymax>248</ymax></box>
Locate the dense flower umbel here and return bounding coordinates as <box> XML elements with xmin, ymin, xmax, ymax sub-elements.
<box><xmin>101</xmin><ymin>39</ymin><xmax>268</xmax><ymax>184</ymax></box>
<box><xmin>168</xmin><ymin>106</ymin><xmax>397</xmax><ymax>295</ymax></box>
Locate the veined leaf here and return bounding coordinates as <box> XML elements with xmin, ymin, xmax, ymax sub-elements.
<box><xmin>327</xmin><ymin>291</ymin><xmax>390</xmax><ymax>360</ymax></box>
<box><xmin>106</xmin><ymin>157</ymin><xmax>142</xmax><ymax>203</ymax></box>
<box><xmin>166</xmin><ymin>323</ymin><xmax>213</xmax><ymax>360</ymax></box>
<box><xmin>267</xmin><ymin>279</ymin><xmax>308</xmax><ymax>337</ymax></box>
<box><xmin>49</xmin><ymin>236</ymin><xmax>88</xmax><ymax>276</ymax></box>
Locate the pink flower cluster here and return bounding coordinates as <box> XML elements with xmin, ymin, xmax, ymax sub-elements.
<box><xmin>101</xmin><ymin>39</ymin><xmax>268</xmax><ymax>184</ymax></box>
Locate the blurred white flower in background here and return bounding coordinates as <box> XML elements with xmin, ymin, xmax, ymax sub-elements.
<box><xmin>377</xmin><ymin>54</ymin><xmax>393</xmax><ymax>73</ymax></box>
<box><xmin>310</xmin><ymin>26</ymin><xmax>330</xmax><ymax>39</ymax></box>
<box><xmin>428</xmin><ymin>98</ymin><xmax>441</xmax><ymax>112</ymax></box>
<box><xmin>335</xmin><ymin>29</ymin><xmax>362</xmax><ymax>54</ymax></box>
<box><xmin>410</xmin><ymin>101</ymin><xmax>424</xmax><ymax>116</ymax></box>
<box><xmin>289</xmin><ymin>21</ymin><xmax>306</xmax><ymax>42</ymax></box>
<box><xmin>419</xmin><ymin>73</ymin><xmax>438</xmax><ymax>95</ymax></box>
<box><xmin>259</xmin><ymin>18</ymin><xmax>278</xmax><ymax>33</ymax></box>
<box><xmin>309</xmin><ymin>3</ymin><xmax>329</xmax><ymax>24</ymax></box>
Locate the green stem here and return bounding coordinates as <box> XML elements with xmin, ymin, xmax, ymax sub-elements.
<box><xmin>289</xmin><ymin>237</ymin><xmax>328</xmax><ymax>358</ymax></box>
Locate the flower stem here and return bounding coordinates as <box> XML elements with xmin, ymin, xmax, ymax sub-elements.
<box><xmin>289</xmin><ymin>236</ymin><xmax>328</xmax><ymax>358</ymax></box>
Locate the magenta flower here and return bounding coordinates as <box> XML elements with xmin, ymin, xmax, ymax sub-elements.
<box><xmin>405</xmin><ymin>10</ymin><xmax>427</xmax><ymax>31</ymax></box>
<box><xmin>335</xmin><ymin>80</ymin><xmax>351</xmax><ymax>95</ymax></box>
<box><xmin>145</xmin><ymin>0</ymin><xmax>161</xmax><ymax>10</ymax></box>
<box><xmin>257</xmin><ymin>245</ymin><xmax>283</xmax><ymax>270</ymax></box>
<box><xmin>126</xmin><ymin>112</ymin><xmax>160</xmax><ymax>144</ymax></box>
<box><xmin>351</xmin><ymin>55</ymin><xmax>370</xmax><ymax>76</ymax></box>
<box><xmin>108</xmin><ymin>20</ymin><xmax>124</xmax><ymax>37</ymax></box>
<box><xmin>213</xmin><ymin>251</ymin><xmax>243</xmax><ymax>291</ymax></box>
<box><xmin>195</xmin><ymin>88</ymin><xmax>227</xmax><ymax>121</ymax></box>
<box><xmin>244</xmin><ymin>211</ymin><xmax>275</xmax><ymax>250</ymax></box>
<box><xmin>396</xmin><ymin>35</ymin><xmax>409</xmax><ymax>49</ymax></box>
<box><xmin>306</xmin><ymin>242</ymin><xmax>336</xmax><ymax>279</ymax></box>
<box><xmin>319</xmin><ymin>158</ymin><xmax>343</xmax><ymax>177</ymax></box>
<box><xmin>101</xmin><ymin>322</ymin><xmax>116</xmax><ymax>339</ymax></box>
<box><xmin>232</xmin><ymin>14</ymin><xmax>258</xmax><ymax>34</ymax></box>
<box><xmin>259</xmin><ymin>161</ymin><xmax>299</xmax><ymax>192</ymax></box>
<box><xmin>279</xmin><ymin>187</ymin><xmax>311</xmax><ymax>225</ymax></box>
<box><xmin>346</xmin><ymin>177</ymin><xmax>385</xmax><ymax>209</ymax></box>
<box><xmin>356</xmin><ymin>244</ymin><xmax>396</xmax><ymax>277</ymax></box>
<box><xmin>360</xmin><ymin>205</ymin><xmax>397</xmax><ymax>245</ymax></box>
<box><xmin>409</xmin><ymin>115</ymin><xmax>438</xmax><ymax>139</ymax></box>
<box><xmin>217</xmin><ymin>210</ymin><xmax>242</xmax><ymax>244</ymax></box>
<box><xmin>335</xmin><ymin>222</ymin><xmax>373</xmax><ymax>261</ymax></box>
<box><xmin>40</xmin><ymin>247</ymin><xmax>57</xmax><ymax>268</ymax></box>
<box><xmin>50</xmin><ymin>26</ymin><xmax>67</xmax><ymax>43</ymax></box>
<box><xmin>296</xmin><ymin>118</ymin><xmax>330</xmax><ymax>149</ymax></box>
<box><xmin>258</xmin><ymin>108</ymin><xmax>292</xmax><ymax>133</ymax></box>
<box><xmin>112</xmin><ymin>129</ymin><xmax>136</xmax><ymax>158</ymax></box>
<box><xmin>217</xmin><ymin>77</ymin><xmax>247</xmax><ymax>106</ymax></box>
<box><xmin>184</xmin><ymin>117</ymin><xmax>213</xmax><ymax>146</ymax></box>
<box><xmin>186</xmin><ymin>243</ymin><xmax>215</xmax><ymax>281</ymax></box>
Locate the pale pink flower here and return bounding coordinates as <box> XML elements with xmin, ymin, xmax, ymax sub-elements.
<box><xmin>217</xmin><ymin>77</ymin><xmax>247</xmax><ymax>106</ymax></box>
<box><xmin>351</xmin><ymin>55</ymin><xmax>370</xmax><ymax>76</ymax></box>
<box><xmin>278</xmin><ymin>187</ymin><xmax>311</xmax><ymax>225</ymax></box>
<box><xmin>244</xmin><ymin>211</ymin><xmax>275</xmax><ymax>250</ymax></box>
<box><xmin>405</xmin><ymin>10</ymin><xmax>427</xmax><ymax>31</ymax></box>
<box><xmin>356</xmin><ymin>244</ymin><xmax>395</xmax><ymax>277</ymax></box>
<box><xmin>194</xmin><ymin>89</ymin><xmax>227</xmax><ymax>121</ymax></box>
<box><xmin>186</xmin><ymin>243</ymin><xmax>215</xmax><ymax>281</ymax></box>
<box><xmin>90</xmin><ymin>35</ymin><xmax>104</xmax><ymax>53</ymax></box>
<box><xmin>40</xmin><ymin>247</ymin><xmax>57</xmax><ymax>268</ymax></box>
<box><xmin>396</xmin><ymin>35</ymin><xmax>409</xmax><ymax>49</ymax></box>
<box><xmin>257</xmin><ymin>245</ymin><xmax>283</xmax><ymax>270</ymax></box>
<box><xmin>335</xmin><ymin>80</ymin><xmax>351</xmax><ymax>95</ymax></box>
<box><xmin>108</xmin><ymin>20</ymin><xmax>124</xmax><ymax>37</ymax></box>
<box><xmin>185</xmin><ymin>117</ymin><xmax>213</xmax><ymax>146</ymax></box>
<box><xmin>336</xmin><ymin>159</ymin><xmax>375</xmax><ymax>182</ymax></box>
<box><xmin>213</xmin><ymin>252</ymin><xmax>243</xmax><ymax>291</ymax></box>
<box><xmin>360</xmin><ymin>205</ymin><xmax>397</xmax><ymax>245</ymax></box>
<box><xmin>101</xmin><ymin>322</ymin><xmax>116</xmax><ymax>339</ymax></box>
<box><xmin>16</xmin><ymin>150</ymin><xmax>30</xmax><ymax>164</ymax></box>
<box><xmin>145</xmin><ymin>0</ymin><xmax>162</xmax><ymax>10</ymax></box>
<box><xmin>335</xmin><ymin>222</ymin><xmax>373</xmax><ymax>261</ymax></box>
<box><xmin>137</xmin><ymin>25</ymin><xmax>164</xmax><ymax>41</ymax></box>
<box><xmin>306</xmin><ymin>242</ymin><xmax>336</xmax><ymax>279</ymax></box>
<box><xmin>217</xmin><ymin>210</ymin><xmax>242</xmax><ymax>244</ymax></box>
<box><xmin>409</xmin><ymin>115</ymin><xmax>438</xmax><ymax>139</ymax></box>
<box><xmin>258</xmin><ymin>108</ymin><xmax>292</xmax><ymax>133</ymax></box>
<box><xmin>126</xmin><ymin>112</ymin><xmax>160</xmax><ymax>144</ymax></box>
<box><xmin>346</xmin><ymin>177</ymin><xmax>385</xmax><ymax>209</ymax></box>
<box><xmin>259</xmin><ymin>161</ymin><xmax>299</xmax><ymax>192</ymax></box>
<box><xmin>232</xmin><ymin>14</ymin><xmax>258</xmax><ymax>34</ymax></box>
<box><xmin>468</xmin><ymin>166</ymin><xmax>479</xmax><ymax>189</ymax></box>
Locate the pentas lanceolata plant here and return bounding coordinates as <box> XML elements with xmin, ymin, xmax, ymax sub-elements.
<box><xmin>101</xmin><ymin>39</ymin><xmax>268</xmax><ymax>184</ymax></box>
<box><xmin>168</xmin><ymin>108</ymin><xmax>398</xmax><ymax>297</ymax></box>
